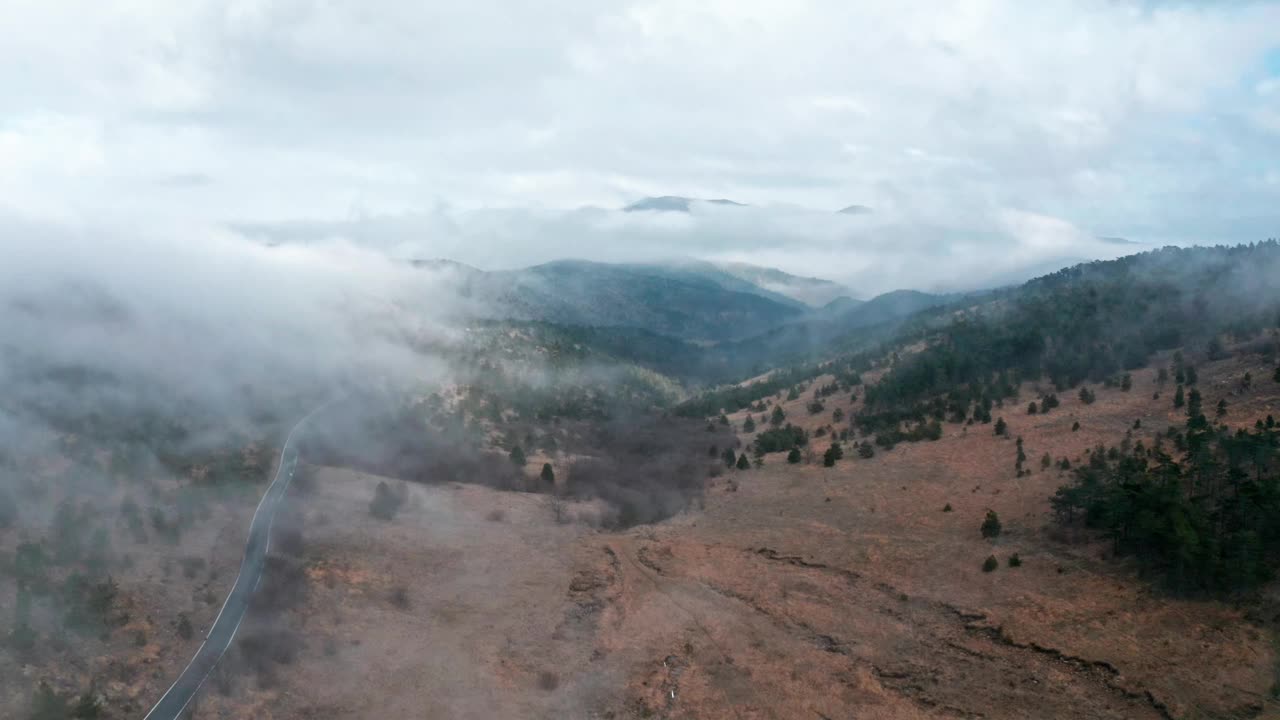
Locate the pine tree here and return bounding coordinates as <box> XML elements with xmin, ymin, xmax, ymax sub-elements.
<box><xmin>742</xmin><ymin>415</ymin><xmax>756</xmax><ymax>433</ymax></box>
<box><xmin>1185</xmin><ymin>365</ymin><xmax>1198</xmax><ymax>385</ymax></box>
<box><xmin>982</xmin><ymin>555</ymin><xmax>999</xmax><ymax>572</ymax></box>
<box><xmin>540</xmin><ymin>463</ymin><xmax>556</xmax><ymax>486</ymax></box>
<box><xmin>981</xmin><ymin>510</ymin><xmax>1002</xmax><ymax>539</ymax></box>
<box><xmin>1120</xmin><ymin>373</ymin><xmax>1132</xmax><ymax>391</ymax></box>
<box><xmin>787</xmin><ymin>447</ymin><xmax>802</xmax><ymax>464</ymax></box>
<box><xmin>770</xmin><ymin>406</ymin><xmax>786</xmax><ymax>427</ymax></box>
<box><xmin>1187</xmin><ymin>388</ymin><xmax>1203</xmax><ymax>418</ymax></box>
<box><xmin>509</xmin><ymin>446</ymin><xmax>526</xmax><ymax>467</ymax></box>
<box><xmin>722</xmin><ymin>448</ymin><xmax>736</xmax><ymax>468</ymax></box>
<box><xmin>1027</xmin><ymin>402</ymin><xmax>1038</xmax><ymax>415</ymax></box>
<box><xmin>1072</xmin><ymin>421</ymin><xmax>1080</xmax><ymax>432</ymax></box>
<box><xmin>823</xmin><ymin>444</ymin><xmax>841</xmax><ymax>467</ymax></box>
<box><xmin>1216</xmin><ymin>398</ymin><xmax>1228</xmax><ymax>418</ymax></box>
<box><xmin>1078</xmin><ymin>386</ymin><xmax>1096</xmax><ymax>405</ymax></box>
<box><xmin>736</xmin><ymin>454</ymin><xmax>750</xmax><ymax>470</ymax></box>
<box><xmin>994</xmin><ymin>417</ymin><xmax>1008</xmax><ymax>436</ymax></box>
<box><xmin>858</xmin><ymin>441</ymin><xmax>875</xmax><ymax>459</ymax></box>
<box><xmin>1274</xmin><ymin>366</ymin><xmax>1280</xmax><ymax>383</ymax></box>
<box><xmin>1173</xmin><ymin>384</ymin><xmax>1185</xmax><ymax>409</ymax></box>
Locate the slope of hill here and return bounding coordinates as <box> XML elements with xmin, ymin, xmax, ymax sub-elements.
<box><xmin>714</xmin><ymin>261</ymin><xmax>853</xmax><ymax>307</ymax></box>
<box><xmin>422</xmin><ymin>259</ymin><xmax>807</xmax><ymax>343</ymax></box>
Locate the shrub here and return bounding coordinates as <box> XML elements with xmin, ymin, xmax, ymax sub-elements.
<box><xmin>369</xmin><ymin>481</ymin><xmax>405</xmax><ymax>521</ymax></box>
<box><xmin>177</xmin><ymin>614</ymin><xmax>194</xmax><ymax>640</ymax></box>
<box><xmin>857</xmin><ymin>441</ymin><xmax>875</xmax><ymax>459</ymax></box>
<box><xmin>1008</xmin><ymin>554</ymin><xmax>1022</xmax><ymax>568</ymax></box>
<box><xmin>982</xmin><ymin>555</ymin><xmax>999</xmax><ymax>572</ymax></box>
<box><xmin>981</xmin><ymin>510</ymin><xmax>1002</xmax><ymax>539</ymax></box>
<box><xmin>943</xmin><ymin>503</ymin><xmax>952</xmax><ymax>512</ymax></box>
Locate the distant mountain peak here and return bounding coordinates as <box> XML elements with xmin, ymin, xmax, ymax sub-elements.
<box><xmin>837</xmin><ymin>204</ymin><xmax>873</xmax><ymax>215</ymax></box>
<box><xmin>623</xmin><ymin>196</ymin><xmax>747</xmax><ymax>213</ymax></box>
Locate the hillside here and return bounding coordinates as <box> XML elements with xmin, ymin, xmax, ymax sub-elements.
<box><xmin>427</xmin><ymin>259</ymin><xmax>807</xmax><ymax>343</ymax></box>
<box><xmin>714</xmin><ymin>261</ymin><xmax>853</xmax><ymax>307</ymax></box>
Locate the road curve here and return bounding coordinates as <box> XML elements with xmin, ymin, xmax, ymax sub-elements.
<box><xmin>143</xmin><ymin>403</ymin><xmax>330</xmax><ymax>720</ymax></box>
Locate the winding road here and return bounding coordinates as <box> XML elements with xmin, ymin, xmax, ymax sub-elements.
<box><xmin>143</xmin><ymin>403</ymin><xmax>329</xmax><ymax>720</ymax></box>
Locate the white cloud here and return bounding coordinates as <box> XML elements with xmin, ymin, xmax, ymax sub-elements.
<box><xmin>1</xmin><ymin>0</ymin><xmax>1278</xmax><ymax>288</ymax></box>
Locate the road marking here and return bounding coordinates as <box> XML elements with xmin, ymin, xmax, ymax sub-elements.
<box><xmin>142</xmin><ymin>400</ymin><xmax>334</xmax><ymax>720</ymax></box>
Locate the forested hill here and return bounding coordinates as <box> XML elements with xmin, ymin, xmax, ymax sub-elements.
<box><xmin>866</xmin><ymin>242</ymin><xmax>1280</xmax><ymax>410</ymax></box>
<box><xmin>679</xmin><ymin>242</ymin><xmax>1280</xmax><ymax>419</ymax></box>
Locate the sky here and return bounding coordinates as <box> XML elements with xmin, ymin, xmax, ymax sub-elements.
<box><xmin>3</xmin><ymin>0</ymin><xmax>1280</xmax><ymax>294</ymax></box>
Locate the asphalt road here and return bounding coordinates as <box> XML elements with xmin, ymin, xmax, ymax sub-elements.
<box><xmin>143</xmin><ymin>404</ymin><xmax>328</xmax><ymax>720</ymax></box>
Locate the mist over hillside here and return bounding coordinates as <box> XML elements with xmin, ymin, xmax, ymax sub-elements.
<box><xmin>7</xmin><ymin>1</ymin><xmax>1280</xmax><ymax>717</ymax></box>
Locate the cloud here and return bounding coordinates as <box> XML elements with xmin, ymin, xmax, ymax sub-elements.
<box><xmin>0</xmin><ymin>0</ymin><xmax>1278</xmax><ymax>288</ymax></box>
<box><xmin>0</xmin><ymin>214</ymin><xmax>460</xmax><ymax>436</ymax></box>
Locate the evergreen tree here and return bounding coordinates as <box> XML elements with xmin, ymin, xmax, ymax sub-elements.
<box><xmin>1120</xmin><ymin>373</ymin><xmax>1132</xmax><ymax>391</ymax></box>
<box><xmin>982</xmin><ymin>555</ymin><xmax>999</xmax><ymax>572</ymax></box>
<box><xmin>1187</xmin><ymin>388</ymin><xmax>1203</xmax><ymax>418</ymax></box>
<box><xmin>1078</xmin><ymin>386</ymin><xmax>1096</xmax><ymax>405</ymax></box>
<box><xmin>540</xmin><ymin>463</ymin><xmax>556</xmax><ymax>486</ymax></box>
<box><xmin>719</xmin><ymin>413</ymin><xmax>730</xmax><ymax>426</ymax></box>
<box><xmin>1274</xmin><ymin>366</ymin><xmax>1280</xmax><ymax>383</ymax></box>
<box><xmin>722</xmin><ymin>448</ymin><xmax>737</xmax><ymax>468</ymax></box>
<box><xmin>1072</xmin><ymin>421</ymin><xmax>1081</xmax><ymax>432</ymax></box>
<box><xmin>823</xmin><ymin>444</ymin><xmax>842</xmax><ymax>467</ymax></box>
<box><xmin>858</xmin><ymin>441</ymin><xmax>875</xmax><ymax>459</ymax></box>
<box><xmin>832</xmin><ymin>407</ymin><xmax>844</xmax><ymax>422</ymax></box>
<box><xmin>1027</xmin><ymin>402</ymin><xmax>1038</xmax><ymax>415</ymax></box>
<box><xmin>509</xmin><ymin>445</ymin><xmax>526</xmax><ymax>467</ymax></box>
<box><xmin>787</xmin><ymin>447</ymin><xmax>802</xmax><ymax>464</ymax></box>
<box><xmin>736</xmin><ymin>454</ymin><xmax>750</xmax><ymax>470</ymax></box>
<box><xmin>1216</xmin><ymin>399</ymin><xmax>1228</xmax><ymax>418</ymax></box>
<box><xmin>770</xmin><ymin>406</ymin><xmax>786</xmax><ymax>427</ymax></box>
<box><xmin>994</xmin><ymin>417</ymin><xmax>1008</xmax><ymax>436</ymax></box>
<box><xmin>1173</xmin><ymin>384</ymin><xmax>1185</xmax><ymax>409</ymax></box>
<box><xmin>981</xmin><ymin>510</ymin><xmax>1002</xmax><ymax>539</ymax></box>
<box><xmin>742</xmin><ymin>415</ymin><xmax>756</xmax><ymax>433</ymax></box>
<box><xmin>1185</xmin><ymin>365</ymin><xmax>1198</xmax><ymax>385</ymax></box>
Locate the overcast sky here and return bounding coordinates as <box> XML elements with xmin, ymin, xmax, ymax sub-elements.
<box><xmin>3</xmin><ymin>1</ymin><xmax>1280</xmax><ymax>294</ymax></box>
